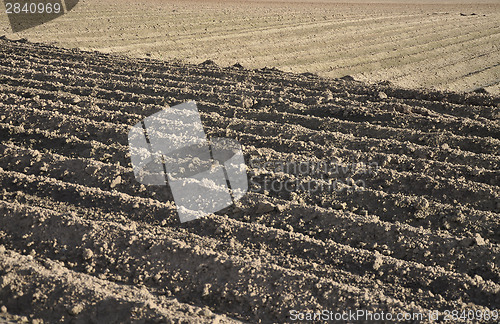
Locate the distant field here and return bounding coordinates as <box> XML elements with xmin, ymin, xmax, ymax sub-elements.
<box><xmin>1</xmin><ymin>0</ymin><xmax>499</xmax><ymax>93</ymax></box>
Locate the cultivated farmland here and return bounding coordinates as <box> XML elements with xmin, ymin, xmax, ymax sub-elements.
<box><xmin>0</xmin><ymin>38</ymin><xmax>498</xmax><ymax>323</ymax></box>
<box><xmin>0</xmin><ymin>0</ymin><xmax>499</xmax><ymax>94</ymax></box>
<box><xmin>1</xmin><ymin>0</ymin><xmax>500</xmax><ymax>322</ymax></box>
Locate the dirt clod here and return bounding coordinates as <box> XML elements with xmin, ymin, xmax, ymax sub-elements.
<box><xmin>110</xmin><ymin>176</ymin><xmax>122</xmax><ymax>188</ymax></box>
<box><xmin>82</xmin><ymin>249</ymin><xmax>94</xmax><ymax>260</ymax></box>
<box><xmin>68</xmin><ymin>304</ymin><xmax>84</xmax><ymax>316</ymax></box>
<box><xmin>241</xmin><ymin>97</ymin><xmax>254</xmax><ymax>109</ymax></box>
<box><xmin>377</xmin><ymin>91</ymin><xmax>388</xmax><ymax>100</ymax></box>
<box><xmin>373</xmin><ymin>254</ymin><xmax>383</xmax><ymax>271</ymax></box>
<box><xmin>460</xmin><ymin>237</ymin><xmax>475</xmax><ymax>247</ymax></box>
<box><xmin>474</xmin><ymin>234</ymin><xmax>486</xmax><ymax>246</ymax></box>
<box><xmin>255</xmin><ymin>201</ymin><xmax>275</xmax><ymax>214</ymax></box>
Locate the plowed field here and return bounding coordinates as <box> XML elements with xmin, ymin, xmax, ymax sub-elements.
<box><xmin>0</xmin><ymin>38</ymin><xmax>499</xmax><ymax>323</ymax></box>
<box><xmin>1</xmin><ymin>0</ymin><xmax>499</xmax><ymax>94</ymax></box>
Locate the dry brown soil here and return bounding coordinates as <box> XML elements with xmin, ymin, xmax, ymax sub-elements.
<box><xmin>0</xmin><ymin>0</ymin><xmax>499</xmax><ymax>94</ymax></box>
<box><xmin>0</xmin><ymin>37</ymin><xmax>498</xmax><ymax>323</ymax></box>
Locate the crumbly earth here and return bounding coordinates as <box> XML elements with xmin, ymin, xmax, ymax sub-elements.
<box><xmin>0</xmin><ymin>38</ymin><xmax>499</xmax><ymax>323</ymax></box>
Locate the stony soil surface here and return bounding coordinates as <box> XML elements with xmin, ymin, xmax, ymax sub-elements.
<box><xmin>0</xmin><ymin>38</ymin><xmax>499</xmax><ymax>323</ymax></box>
